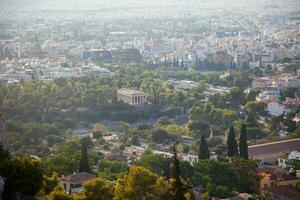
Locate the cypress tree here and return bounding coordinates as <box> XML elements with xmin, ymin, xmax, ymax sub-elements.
<box><xmin>239</xmin><ymin>124</ymin><xmax>249</xmax><ymax>159</ymax></box>
<box><xmin>198</xmin><ymin>135</ymin><xmax>210</xmax><ymax>160</ymax></box>
<box><xmin>227</xmin><ymin>126</ymin><xmax>238</xmax><ymax>158</ymax></box>
<box><xmin>181</xmin><ymin>59</ymin><xmax>184</xmax><ymax>68</ymax></box>
<box><xmin>79</xmin><ymin>142</ymin><xmax>90</xmax><ymax>173</ymax></box>
<box><xmin>170</xmin><ymin>145</ymin><xmax>185</xmax><ymax>200</ymax></box>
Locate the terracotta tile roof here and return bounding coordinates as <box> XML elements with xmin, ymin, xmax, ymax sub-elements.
<box><xmin>60</xmin><ymin>172</ymin><xmax>96</xmax><ymax>183</ymax></box>
<box><xmin>268</xmin><ymin>185</ymin><xmax>300</xmax><ymax>200</ymax></box>
<box><xmin>258</xmin><ymin>167</ymin><xmax>299</xmax><ymax>181</ymax></box>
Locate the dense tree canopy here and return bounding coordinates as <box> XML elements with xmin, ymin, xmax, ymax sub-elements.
<box><xmin>227</xmin><ymin>126</ymin><xmax>238</xmax><ymax>158</ymax></box>
<box><xmin>114</xmin><ymin>165</ymin><xmax>169</xmax><ymax>200</ymax></box>
<box><xmin>98</xmin><ymin>160</ymin><xmax>129</xmax><ymax>180</ymax></box>
<box><xmin>239</xmin><ymin>124</ymin><xmax>248</xmax><ymax>160</ymax></box>
<box><xmin>0</xmin><ymin>62</ymin><xmax>293</xmax><ymax>199</ymax></box>
<box><xmin>137</xmin><ymin>149</ymin><xmax>170</xmax><ymax>177</ymax></box>
<box><xmin>198</xmin><ymin>135</ymin><xmax>210</xmax><ymax>160</ymax></box>
<box><xmin>0</xmin><ymin>155</ymin><xmax>43</xmax><ymax>199</ymax></box>
<box><xmin>79</xmin><ymin>142</ymin><xmax>91</xmax><ymax>173</ymax></box>
<box><xmin>73</xmin><ymin>177</ymin><xmax>114</xmax><ymax>200</ymax></box>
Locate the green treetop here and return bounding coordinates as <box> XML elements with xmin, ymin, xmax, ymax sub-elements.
<box><xmin>239</xmin><ymin>124</ymin><xmax>248</xmax><ymax>160</ymax></box>
<box><xmin>227</xmin><ymin>126</ymin><xmax>238</xmax><ymax>158</ymax></box>
<box><xmin>79</xmin><ymin>142</ymin><xmax>90</xmax><ymax>173</ymax></box>
<box><xmin>170</xmin><ymin>145</ymin><xmax>186</xmax><ymax>200</ymax></box>
<box><xmin>198</xmin><ymin>135</ymin><xmax>210</xmax><ymax>160</ymax></box>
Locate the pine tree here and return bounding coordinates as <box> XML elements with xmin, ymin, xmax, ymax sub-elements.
<box><xmin>239</xmin><ymin>124</ymin><xmax>249</xmax><ymax>160</ymax></box>
<box><xmin>170</xmin><ymin>145</ymin><xmax>185</xmax><ymax>200</ymax></box>
<box><xmin>198</xmin><ymin>135</ymin><xmax>210</xmax><ymax>160</ymax></box>
<box><xmin>79</xmin><ymin>142</ymin><xmax>90</xmax><ymax>173</ymax></box>
<box><xmin>227</xmin><ymin>126</ymin><xmax>238</xmax><ymax>158</ymax></box>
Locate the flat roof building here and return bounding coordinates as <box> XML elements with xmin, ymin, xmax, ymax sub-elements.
<box><xmin>249</xmin><ymin>138</ymin><xmax>300</xmax><ymax>163</ymax></box>
<box><xmin>117</xmin><ymin>88</ymin><xmax>146</xmax><ymax>105</ymax></box>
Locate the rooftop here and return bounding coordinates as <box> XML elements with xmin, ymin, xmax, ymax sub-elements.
<box><xmin>60</xmin><ymin>172</ymin><xmax>96</xmax><ymax>183</ymax></box>
<box><xmin>268</xmin><ymin>185</ymin><xmax>300</xmax><ymax>200</ymax></box>
<box><xmin>258</xmin><ymin>167</ymin><xmax>299</xmax><ymax>181</ymax></box>
<box><xmin>249</xmin><ymin>138</ymin><xmax>300</xmax><ymax>157</ymax></box>
<box><xmin>117</xmin><ymin>88</ymin><xmax>146</xmax><ymax>96</ymax></box>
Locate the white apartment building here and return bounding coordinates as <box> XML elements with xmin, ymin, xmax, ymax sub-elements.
<box><xmin>288</xmin><ymin>151</ymin><xmax>300</xmax><ymax>160</ymax></box>
<box><xmin>256</xmin><ymin>89</ymin><xmax>281</xmax><ymax>103</ymax></box>
<box><xmin>267</xmin><ymin>102</ymin><xmax>291</xmax><ymax>116</ymax></box>
<box><xmin>278</xmin><ymin>151</ymin><xmax>300</xmax><ymax>168</ymax></box>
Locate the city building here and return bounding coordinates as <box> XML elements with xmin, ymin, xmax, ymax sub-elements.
<box><xmin>105</xmin><ymin>148</ymin><xmax>127</xmax><ymax>162</ymax></box>
<box><xmin>207</xmin><ymin>50</ymin><xmax>233</xmax><ymax>67</ymax></box>
<box><xmin>258</xmin><ymin>167</ymin><xmax>300</xmax><ymax>192</ymax></box>
<box><xmin>252</xmin><ymin>77</ymin><xmax>273</xmax><ymax>89</ymax></box>
<box><xmin>166</xmin><ymin>79</ymin><xmax>196</xmax><ymax>90</ymax></box>
<box><xmin>206</xmin><ymin>85</ymin><xmax>230</xmax><ymax>95</ymax></box>
<box><xmin>267</xmin><ymin>101</ymin><xmax>291</xmax><ymax>116</ymax></box>
<box><xmin>117</xmin><ymin>88</ymin><xmax>147</xmax><ymax>105</ymax></box>
<box><xmin>256</xmin><ymin>88</ymin><xmax>281</xmax><ymax>103</ymax></box>
<box><xmin>248</xmin><ymin>138</ymin><xmax>300</xmax><ymax>163</ymax></box>
<box><xmin>288</xmin><ymin>151</ymin><xmax>300</xmax><ymax>160</ymax></box>
<box><xmin>111</xmin><ymin>48</ymin><xmax>142</xmax><ymax>62</ymax></box>
<box><xmin>267</xmin><ymin>185</ymin><xmax>300</xmax><ymax>200</ymax></box>
<box><xmin>284</xmin><ymin>97</ymin><xmax>300</xmax><ymax>111</ymax></box>
<box><xmin>278</xmin><ymin>151</ymin><xmax>300</xmax><ymax>168</ymax></box>
<box><xmin>234</xmin><ymin>52</ymin><xmax>252</xmax><ymax>68</ymax></box>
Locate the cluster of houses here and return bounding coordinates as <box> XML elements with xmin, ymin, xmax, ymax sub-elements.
<box><xmin>56</xmin><ymin>138</ymin><xmax>300</xmax><ymax>199</ymax></box>
<box><xmin>2</xmin><ymin>116</ymin><xmax>300</xmax><ymax>199</ymax></box>
<box><xmin>252</xmin><ymin>72</ymin><xmax>300</xmax><ymax>117</ymax></box>
<box><xmin>259</xmin><ymin>166</ymin><xmax>300</xmax><ymax>200</ymax></box>
<box><xmin>56</xmin><ymin>122</ymin><xmax>300</xmax><ymax>199</ymax></box>
<box><xmin>55</xmin><ymin>146</ymin><xmax>211</xmax><ymax>195</ymax></box>
<box><xmin>247</xmin><ymin>138</ymin><xmax>300</xmax><ymax>199</ymax></box>
<box><xmin>0</xmin><ymin>58</ymin><xmax>112</xmax><ymax>83</ymax></box>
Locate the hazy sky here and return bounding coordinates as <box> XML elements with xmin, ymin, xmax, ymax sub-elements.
<box><xmin>0</xmin><ymin>0</ymin><xmax>299</xmax><ymax>19</ymax></box>
<box><xmin>1</xmin><ymin>0</ymin><xmax>298</xmax><ymax>9</ymax></box>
